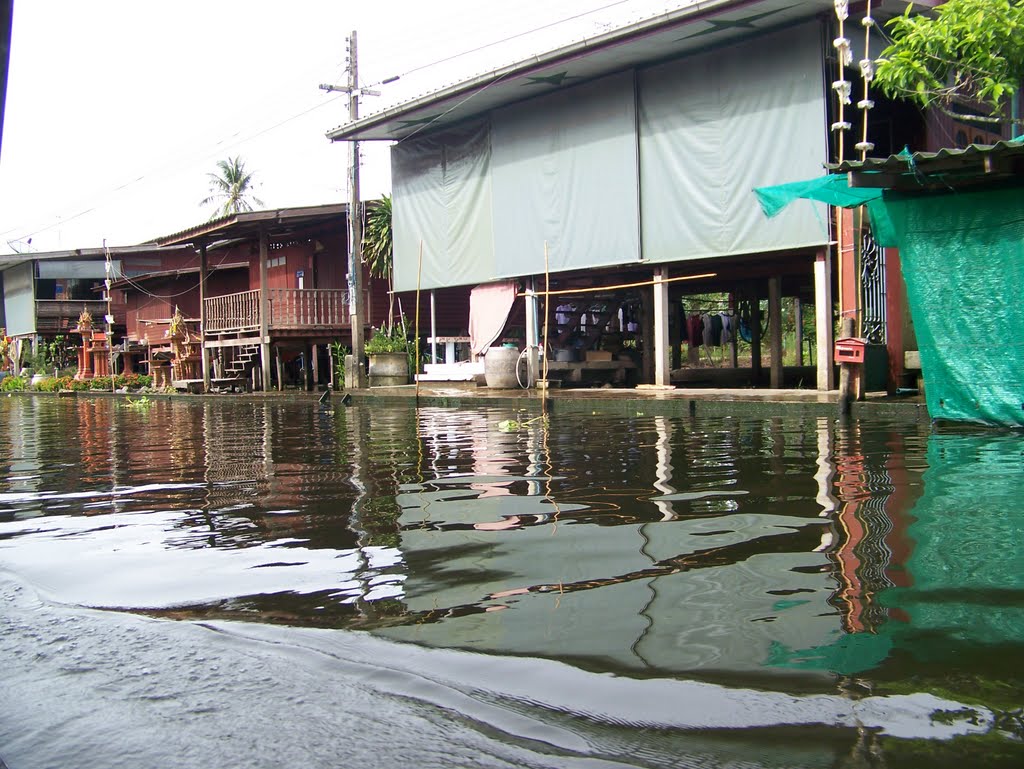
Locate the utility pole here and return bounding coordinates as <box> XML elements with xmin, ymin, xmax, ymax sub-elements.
<box><xmin>321</xmin><ymin>31</ymin><xmax>379</xmax><ymax>389</ymax></box>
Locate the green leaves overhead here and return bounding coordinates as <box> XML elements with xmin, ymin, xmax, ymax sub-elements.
<box><xmin>875</xmin><ymin>0</ymin><xmax>1024</xmax><ymax>125</ymax></box>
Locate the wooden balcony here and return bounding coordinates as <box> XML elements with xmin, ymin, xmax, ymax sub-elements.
<box><xmin>35</xmin><ymin>299</ymin><xmax>108</xmax><ymax>333</ymax></box>
<box><xmin>205</xmin><ymin>289</ymin><xmax>261</xmax><ymax>334</ymax></box>
<box><xmin>204</xmin><ymin>288</ymin><xmax>354</xmax><ymax>335</ymax></box>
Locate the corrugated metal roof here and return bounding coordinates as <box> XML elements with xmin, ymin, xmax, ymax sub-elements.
<box><xmin>830</xmin><ymin>138</ymin><xmax>1024</xmax><ymax>190</ymax></box>
<box><xmin>326</xmin><ymin>0</ymin><xmax>849</xmax><ymax>142</ymax></box>
<box><xmin>154</xmin><ymin>203</ymin><xmax>348</xmax><ymax>247</ymax></box>
<box><xmin>0</xmin><ymin>244</ymin><xmax>193</xmax><ymax>269</ymax></box>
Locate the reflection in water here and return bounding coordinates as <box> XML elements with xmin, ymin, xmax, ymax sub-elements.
<box><xmin>1</xmin><ymin>397</ymin><xmax>1023</xmax><ymax>767</ymax></box>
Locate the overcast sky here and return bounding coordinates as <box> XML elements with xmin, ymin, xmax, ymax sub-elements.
<box><xmin>0</xmin><ymin>0</ymin><xmax>687</xmax><ymax>254</ymax></box>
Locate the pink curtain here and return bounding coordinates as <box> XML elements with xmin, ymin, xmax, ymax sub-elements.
<box><xmin>469</xmin><ymin>281</ymin><xmax>517</xmax><ymax>356</ymax></box>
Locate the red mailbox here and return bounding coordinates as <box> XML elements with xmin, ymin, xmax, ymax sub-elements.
<box><xmin>834</xmin><ymin>336</ymin><xmax>866</xmax><ymax>364</ymax></box>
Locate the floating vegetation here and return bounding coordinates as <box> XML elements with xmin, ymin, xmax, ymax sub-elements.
<box><xmin>121</xmin><ymin>396</ymin><xmax>154</xmax><ymax>411</ymax></box>
<box><xmin>498</xmin><ymin>414</ymin><xmax>548</xmax><ymax>432</ymax></box>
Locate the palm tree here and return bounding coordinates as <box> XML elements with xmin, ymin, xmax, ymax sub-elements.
<box><xmin>362</xmin><ymin>196</ymin><xmax>396</xmax><ymax>323</ymax></box>
<box><xmin>362</xmin><ymin>195</ymin><xmax>392</xmax><ymax>280</ymax></box>
<box><xmin>200</xmin><ymin>156</ymin><xmax>264</xmax><ymax>219</ymax></box>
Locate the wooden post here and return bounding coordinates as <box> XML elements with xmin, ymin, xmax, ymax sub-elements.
<box><xmin>671</xmin><ymin>299</ymin><xmax>683</xmax><ymax>371</ymax></box>
<box><xmin>199</xmin><ymin>240</ymin><xmax>211</xmax><ymax>393</ymax></box>
<box><xmin>259</xmin><ymin>228</ymin><xmax>272</xmax><ymax>391</ymax></box>
<box><xmin>729</xmin><ymin>292</ymin><xmax>739</xmax><ymax>368</ymax></box>
<box><xmin>311</xmin><ymin>343</ymin><xmax>320</xmax><ymax>390</ymax></box>
<box><xmin>815</xmin><ymin>247</ymin><xmax>835</xmax><ymax>391</ymax></box>
<box><xmin>430</xmin><ymin>290</ymin><xmax>438</xmax><ymax>365</ymax></box>
<box><xmin>750</xmin><ymin>290</ymin><xmax>762</xmax><ymax>386</ymax></box>
<box><xmin>769</xmin><ymin>276</ymin><xmax>783</xmax><ymax>389</ymax></box>
<box><xmin>794</xmin><ymin>298</ymin><xmax>804</xmax><ymax>366</ymax></box>
<box><xmin>653</xmin><ymin>267</ymin><xmax>671</xmax><ymax>386</ymax></box>
<box><xmin>524</xmin><ymin>279</ymin><xmax>538</xmax><ymax>388</ymax></box>
<box><xmin>838</xmin><ymin>316</ymin><xmax>855</xmax><ymax>417</ymax></box>
<box><xmin>275</xmin><ymin>346</ymin><xmax>284</xmax><ymax>392</ymax></box>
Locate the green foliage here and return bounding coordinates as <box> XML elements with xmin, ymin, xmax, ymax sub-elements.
<box><xmin>33</xmin><ymin>376</ymin><xmax>69</xmax><ymax>393</ymax></box>
<box><xmin>364</xmin><ymin>317</ymin><xmax>411</xmax><ymax>355</ymax></box>
<box><xmin>200</xmin><ymin>156</ymin><xmax>264</xmax><ymax>219</ymax></box>
<box><xmin>38</xmin><ymin>335</ymin><xmax>76</xmax><ymax>372</ymax></box>
<box><xmin>29</xmin><ymin>373</ymin><xmax>152</xmax><ymax>392</ymax></box>
<box><xmin>498</xmin><ymin>414</ymin><xmax>547</xmax><ymax>432</ymax></box>
<box><xmin>1</xmin><ymin>376</ymin><xmax>26</xmax><ymax>392</ymax></box>
<box><xmin>362</xmin><ymin>196</ymin><xmax>393</xmax><ymax>280</ymax></box>
<box><xmin>120</xmin><ymin>396</ymin><xmax>154</xmax><ymax>411</ymax></box>
<box><xmin>329</xmin><ymin>341</ymin><xmax>348</xmax><ymax>388</ymax></box>
<box><xmin>875</xmin><ymin>0</ymin><xmax>1024</xmax><ymax>125</ymax></box>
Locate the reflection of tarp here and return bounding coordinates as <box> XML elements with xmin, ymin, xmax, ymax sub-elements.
<box><xmin>765</xmin><ymin>631</ymin><xmax>891</xmax><ymax>676</ymax></box>
<box><xmin>388</xmin><ymin>486</ymin><xmax>841</xmax><ymax>679</ymax></box>
<box><xmin>768</xmin><ymin>431</ymin><xmax>1024</xmax><ymax>675</ymax></box>
<box><xmin>880</xmin><ymin>431</ymin><xmax>1024</xmax><ymax>646</ymax></box>
<box><xmin>885</xmin><ymin>186</ymin><xmax>1024</xmax><ymax>425</ymax></box>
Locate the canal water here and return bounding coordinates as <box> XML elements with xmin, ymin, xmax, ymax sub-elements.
<box><xmin>1</xmin><ymin>395</ymin><xmax>1022</xmax><ymax>768</ymax></box>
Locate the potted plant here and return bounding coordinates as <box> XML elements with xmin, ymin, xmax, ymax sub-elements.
<box><xmin>365</xmin><ymin>317</ymin><xmax>412</xmax><ymax>386</ymax></box>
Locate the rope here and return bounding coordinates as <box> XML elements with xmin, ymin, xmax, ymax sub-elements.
<box><xmin>518</xmin><ymin>271</ymin><xmax>716</xmax><ymax>299</ymax></box>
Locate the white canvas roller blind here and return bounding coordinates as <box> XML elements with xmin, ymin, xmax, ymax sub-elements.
<box><xmin>491</xmin><ymin>70</ymin><xmax>640</xmax><ymax>276</ymax></box>
<box><xmin>639</xmin><ymin>23</ymin><xmax>829</xmax><ymax>263</ymax></box>
<box><xmin>391</xmin><ymin>121</ymin><xmax>494</xmax><ymax>292</ymax></box>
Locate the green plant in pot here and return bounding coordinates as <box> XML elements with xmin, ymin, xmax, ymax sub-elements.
<box><xmin>365</xmin><ymin>317</ymin><xmax>413</xmax><ymax>386</ymax></box>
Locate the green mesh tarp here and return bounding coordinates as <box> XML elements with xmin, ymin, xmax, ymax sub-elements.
<box><xmin>753</xmin><ymin>175</ymin><xmax>897</xmax><ymax>245</ymax></box>
<box><xmin>884</xmin><ymin>185</ymin><xmax>1024</xmax><ymax>426</ymax></box>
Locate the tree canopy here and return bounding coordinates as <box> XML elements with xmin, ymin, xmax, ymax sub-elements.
<box><xmin>200</xmin><ymin>156</ymin><xmax>264</xmax><ymax>218</ymax></box>
<box><xmin>875</xmin><ymin>0</ymin><xmax>1024</xmax><ymax>126</ymax></box>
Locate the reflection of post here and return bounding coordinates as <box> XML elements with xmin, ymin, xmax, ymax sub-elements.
<box><xmin>829</xmin><ymin>422</ymin><xmax>873</xmax><ymax>634</ymax></box>
<box><xmin>346</xmin><ymin>406</ymin><xmax>372</xmax><ymax>616</ymax></box>
<box><xmin>652</xmin><ymin>416</ymin><xmax>676</xmax><ymax>521</ymax></box>
<box><xmin>814</xmin><ymin>417</ymin><xmax>838</xmax><ymax>520</ymax></box>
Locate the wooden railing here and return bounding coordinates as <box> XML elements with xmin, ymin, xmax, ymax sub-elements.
<box><xmin>34</xmin><ymin>299</ymin><xmax>108</xmax><ymax>332</ymax></box>
<box><xmin>267</xmin><ymin>288</ymin><xmax>349</xmax><ymax>329</ymax></box>
<box><xmin>204</xmin><ymin>288</ymin><xmax>352</xmax><ymax>334</ymax></box>
<box><xmin>205</xmin><ymin>289</ymin><xmax>261</xmax><ymax>333</ymax></box>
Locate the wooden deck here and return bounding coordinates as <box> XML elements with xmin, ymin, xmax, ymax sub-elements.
<box><xmin>205</xmin><ymin>288</ymin><xmax>354</xmax><ymax>336</ymax></box>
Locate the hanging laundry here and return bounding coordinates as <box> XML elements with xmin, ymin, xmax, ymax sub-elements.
<box><xmin>701</xmin><ymin>314</ymin><xmax>714</xmax><ymax>348</ymax></box>
<box><xmin>720</xmin><ymin>313</ymin><xmax>733</xmax><ymax>345</ymax></box>
<box><xmin>687</xmin><ymin>314</ymin><xmax>703</xmax><ymax>348</ymax></box>
<box><xmin>709</xmin><ymin>314</ymin><xmax>724</xmax><ymax>347</ymax></box>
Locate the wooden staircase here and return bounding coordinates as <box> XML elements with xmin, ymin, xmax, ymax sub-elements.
<box><xmin>221</xmin><ymin>345</ymin><xmax>260</xmax><ymax>381</ymax></box>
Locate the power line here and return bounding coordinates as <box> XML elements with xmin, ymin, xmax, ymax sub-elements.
<box><xmin>362</xmin><ymin>0</ymin><xmax>636</xmax><ymax>89</ymax></box>
<box><xmin>2</xmin><ymin>1</ymin><xmax>679</xmax><ymax>248</ymax></box>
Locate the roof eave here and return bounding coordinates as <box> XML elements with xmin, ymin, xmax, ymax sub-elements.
<box><xmin>325</xmin><ymin>0</ymin><xmax>743</xmax><ymax>142</ymax></box>
<box><xmin>154</xmin><ymin>203</ymin><xmax>349</xmax><ymax>247</ymax></box>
